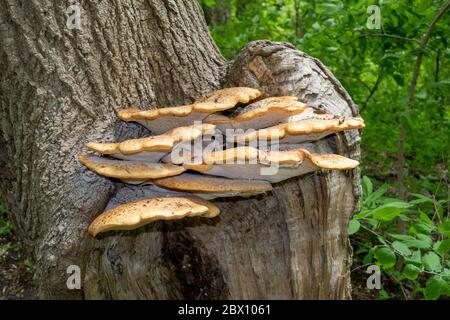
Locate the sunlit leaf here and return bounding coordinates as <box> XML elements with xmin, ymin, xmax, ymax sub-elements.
<box><xmin>374</xmin><ymin>247</ymin><xmax>396</xmax><ymax>269</ymax></box>
<box><xmin>348</xmin><ymin>219</ymin><xmax>361</xmax><ymax>235</ymax></box>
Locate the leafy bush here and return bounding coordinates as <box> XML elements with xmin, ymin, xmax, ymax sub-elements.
<box><xmin>0</xmin><ymin>204</ymin><xmax>12</xmax><ymax>237</ymax></box>
<box><xmin>350</xmin><ymin>176</ymin><xmax>449</xmax><ymax>300</ymax></box>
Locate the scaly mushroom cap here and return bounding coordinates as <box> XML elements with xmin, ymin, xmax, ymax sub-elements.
<box><xmin>183</xmin><ymin>147</ymin><xmax>359</xmax><ymax>183</ymax></box>
<box><xmin>88</xmin><ymin>196</ymin><xmax>220</xmax><ymax>236</ymax></box>
<box><xmin>117</xmin><ymin>87</ymin><xmax>261</xmax><ymax>134</ymax></box>
<box><xmin>232</xmin><ymin>113</ymin><xmax>365</xmax><ymax>144</ymax></box>
<box><xmin>79</xmin><ymin>153</ymin><xmax>185</xmax><ymax>181</ymax></box>
<box><xmin>205</xmin><ymin>96</ymin><xmax>307</xmax><ymax>131</ymax></box>
<box><xmin>193</xmin><ymin>87</ymin><xmax>262</xmax><ymax>112</ymax></box>
<box><xmin>85</xmin><ymin>124</ymin><xmax>216</xmax><ymax>162</ymax></box>
<box><xmin>153</xmin><ymin>173</ymin><xmax>272</xmax><ymax>199</ymax></box>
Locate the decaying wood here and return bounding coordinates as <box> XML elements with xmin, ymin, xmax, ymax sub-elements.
<box><xmin>0</xmin><ymin>0</ymin><xmax>361</xmax><ymax>299</ymax></box>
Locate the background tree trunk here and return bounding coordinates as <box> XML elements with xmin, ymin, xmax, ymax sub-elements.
<box><xmin>0</xmin><ymin>0</ymin><xmax>361</xmax><ymax>299</ymax></box>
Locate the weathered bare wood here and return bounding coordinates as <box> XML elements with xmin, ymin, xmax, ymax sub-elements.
<box><xmin>0</xmin><ymin>1</ymin><xmax>360</xmax><ymax>299</ymax></box>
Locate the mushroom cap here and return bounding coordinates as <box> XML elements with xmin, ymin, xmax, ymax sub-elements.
<box><xmin>153</xmin><ymin>173</ymin><xmax>272</xmax><ymax>198</ymax></box>
<box><xmin>116</xmin><ymin>88</ymin><xmax>261</xmax><ymax>135</ymax></box>
<box><xmin>117</xmin><ymin>104</ymin><xmax>194</xmax><ymax>121</ymax></box>
<box><xmin>287</xmin><ymin>106</ymin><xmax>337</xmax><ymax>122</ymax></box>
<box><xmin>205</xmin><ymin>96</ymin><xmax>307</xmax><ymax>131</ymax></box>
<box><xmin>232</xmin><ymin>113</ymin><xmax>365</xmax><ymax>144</ymax></box>
<box><xmin>117</xmin><ymin>87</ymin><xmax>261</xmax><ymax>121</ymax></box>
<box><xmin>79</xmin><ymin>153</ymin><xmax>185</xmax><ymax>180</ymax></box>
<box><xmin>193</xmin><ymin>87</ymin><xmax>262</xmax><ymax>112</ymax></box>
<box><xmin>183</xmin><ymin>147</ymin><xmax>359</xmax><ymax>183</ymax></box>
<box><xmin>202</xmin><ymin>146</ymin><xmax>262</xmax><ymax>164</ymax></box>
<box><xmin>232</xmin><ymin>96</ymin><xmax>307</xmax><ymax>121</ymax></box>
<box><xmin>85</xmin><ymin>124</ymin><xmax>216</xmax><ymax>162</ymax></box>
<box><xmin>88</xmin><ymin>196</ymin><xmax>220</xmax><ymax>236</ymax></box>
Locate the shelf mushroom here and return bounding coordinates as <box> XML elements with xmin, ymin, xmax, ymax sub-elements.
<box><xmin>232</xmin><ymin>112</ymin><xmax>365</xmax><ymax>145</ymax></box>
<box><xmin>182</xmin><ymin>146</ymin><xmax>360</xmax><ymax>183</ymax></box>
<box><xmin>117</xmin><ymin>87</ymin><xmax>261</xmax><ymax>134</ymax></box>
<box><xmin>204</xmin><ymin>96</ymin><xmax>307</xmax><ymax>131</ymax></box>
<box><xmin>151</xmin><ymin>173</ymin><xmax>273</xmax><ymax>199</ymax></box>
<box><xmin>79</xmin><ymin>153</ymin><xmax>185</xmax><ymax>184</ymax></box>
<box><xmin>88</xmin><ymin>196</ymin><xmax>220</xmax><ymax>236</ymax></box>
<box><xmin>85</xmin><ymin>123</ymin><xmax>216</xmax><ymax>162</ymax></box>
<box><xmin>80</xmin><ymin>87</ymin><xmax>365</xmax><ymax>237</ymax></box>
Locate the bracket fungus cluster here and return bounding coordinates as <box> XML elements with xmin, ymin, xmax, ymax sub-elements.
<box><xmin>80</xmin><ymin>87</ymin><xmax>365</xmax><ymax>236</ymax></box>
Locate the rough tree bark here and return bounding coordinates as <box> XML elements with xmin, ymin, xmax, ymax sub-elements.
<box><xmin>0</xmin><ymin>0</ymin><xmax>361</xmax><ymax>299</ymax></box>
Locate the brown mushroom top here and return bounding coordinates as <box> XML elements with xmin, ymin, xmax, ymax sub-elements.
<box><xmin>86</xmin><ymin>123</ymin><xmax>216</xmax><ymax>155</ymax></box>
<box><xmin>153</xmin><ymin>173</ymin><xmax>272</xmax><ymax>194</ymax></box>
<box><xmin>193</xmin><ymin>87</ymin><xmax>262</xmax><ymax>112</ymax></box>
<box><xmin>182</xmin><ymin>146</ymin><xmax>359</xmax><ymax>170</ymax></box>
<box><xmin>117</xmin><ymin>104</ymin><xmax>194</xmax><ymax>121</ymax></box>
<box><xmin>88</xmin><ymin>196</ymin><xmax>220</xmax><ymax>236</ymax></box>
<box><xmin>232</xmin><ymin>96</ymin><xmax>307</xmax><ymax>121</ymax></box>
<box><xmin>233</xmin><ymin>115</ymin><xmax>365</xmax><ymax>143</ymax></box>
<box><xmin>79</xmin><ymin>153</ymin><xmax>185</xmax><ymax>180</ymax></box>
<box><xmin>117</xmin><ymin>87</ymin><xmax>262</xmax><ymax>121</ymax></box>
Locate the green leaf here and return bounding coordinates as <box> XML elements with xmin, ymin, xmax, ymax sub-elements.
<box><xmin>423</xmin><ymin>252</ymin><xmax>442</xmax><ymax>272</ymax></box>
<box><xmin>389</xmin><ymin>234</ymin><xmax>431</xmax><ymax>249</ymax></box>
<box><xmin>316</xmin><ymin>3</ymin><xmax>340</xmax><ymax>14</ymax></box>
<box><xmin>371</xmin><ymin>202</ymin><xmax>410</xmax><ymax>221</ymax></box>
<box><xmin>403</xmin><ymin>264</ymin><xmax>421</xmax><ymax>280</ymax></box>
<box><xmin>436</xmin><ymin>239</ymin><xmax>450</xmax><ymax>256</ymax></box>
<box><xmin>438</xmin><ymin>220</ymin><xmax>450</xmax><ymax>237</ymax></box>
<box><xmin>201</xmin><ymin>0</ymin><xmax>216</xmax><ymax>7</ymax></box>
<box><xmin>392</xmin><ymin>241</ymin><xmax>412</xmax><ymax>256</ymax></box>
<box><xmin>416</xmin><ymin>234</ymin><xmax>433</xmax><ymax>247</ymax></box>
<box><xmin>355</xmin><ymin>247</ymin><xmax>368</xmax><ymax>254</ymax></box>
<box><xmin>354</xmin><ymin>209</ymin><xmax>373</xmax><ymax>219</ymax></box>
<box><xmin>348</xmin><ymin>219</ymin><xmax>360</xmax><ymax>235</ymax></box>
<box><xmin>379</xmin><ymin>289</ymin><xmax>390</xmax><ymax>300</ymax></box>
<box><xmin>410</xmin><ymin>193</ymin><xmax>433</xmax><ymax>205</ymax></box>
<box><xmin>312</xmin><ymin>22</ymin><xmax>321</xmax><ymax>31</ymax></box>
<box><xmin>418</xmin><ymin>211</ymin><xmax>434</xmax><ymax>226</ymax></box>
<box><xmin>399</xmin><ymin>113</ymin><xmax>414</xmax><ymax>133</ymax></box>
<box><xmin>424</xmin><ymin>276</ymin><xmax>448</xmax><ymax>300</ymax></box>
<box><xmin>363</xmin><ymin>184</ymin><xmax>388</xmax><ymax>207</ymax></box>
<box><xmin>363</xmin><ymin>253</ymin><xmax>373</xmax><ymax>264</ymax></box>
<box><xmin>362</xmin><ymin>176</ymin><xmax>373</xmax><ymax>197</ymax></box>
<box><xmin>410</xmin><ymin>223</ymin><xmax>433</xmax><ymax>235</ymax></box>
<box><xmin>377</xmin><ymin>236</ymin><xmax>388</xmax><ymax>246</ymax></box>
<box><xmin>405</xmin><ymin>250</ymin><xmax>422</xmax><ymax>267</ymax></box>
<box><xmin>374</xmin><ymin>247</ymin><xmax>396</xmax><ymax>269</ymax></box>
<box><xmin>393</xmin><ymin>73</ymin><xmax>404</xmax><ymax>86</ymax></box>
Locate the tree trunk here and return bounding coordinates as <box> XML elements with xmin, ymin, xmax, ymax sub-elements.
<box><xmin>0</xmin><ymin>0</ymin><xmax>361</xmax><ymax>299</ymax></box>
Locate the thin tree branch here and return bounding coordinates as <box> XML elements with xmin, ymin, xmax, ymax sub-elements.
<box><xmin>294</xmin><ymin>0</ymin><xmax>305</xmax><ymax>38</ymax></box>
<box><xmin>356</xmin><ymin>77</ymin><xmax>372</xmax><ymax>92</ymax></box>
<box><xmin>408</xmin><ymin>2</ymin><xmax>450</xmax><ymax>108</ymax></box>
<box><xmin>360</xmin><ymin>33</ymin><xmax>421</xmax><ymax>44</ymax></box>
<box><xmin>434</xmin><ymin>50</ymin><xmax>441</xmax><ymax>82</ymax></box>
<box><xmin>360</xmin><ymin>69</ymin><xmax>383</xmax><ymax>112</ymax></box>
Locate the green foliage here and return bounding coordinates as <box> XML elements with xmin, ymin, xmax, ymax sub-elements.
<box><xmin>24</xmin><ymin>258</ymin><xmax>34</xmax><ymax>274</ymax></box>
<box><xmin>350</xmin><ymin>176</ymin><xmax>450</xmax><ymax>300</ymax></box>
<box><xmin>0</xmin><ymin>204</ymin><xmax>12</xmax><ymax>237</ymax></box>
<box><xmin>0</xmin><ymin>204</ymin><xmax>16</xmax><ymax>262</ymax></box>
